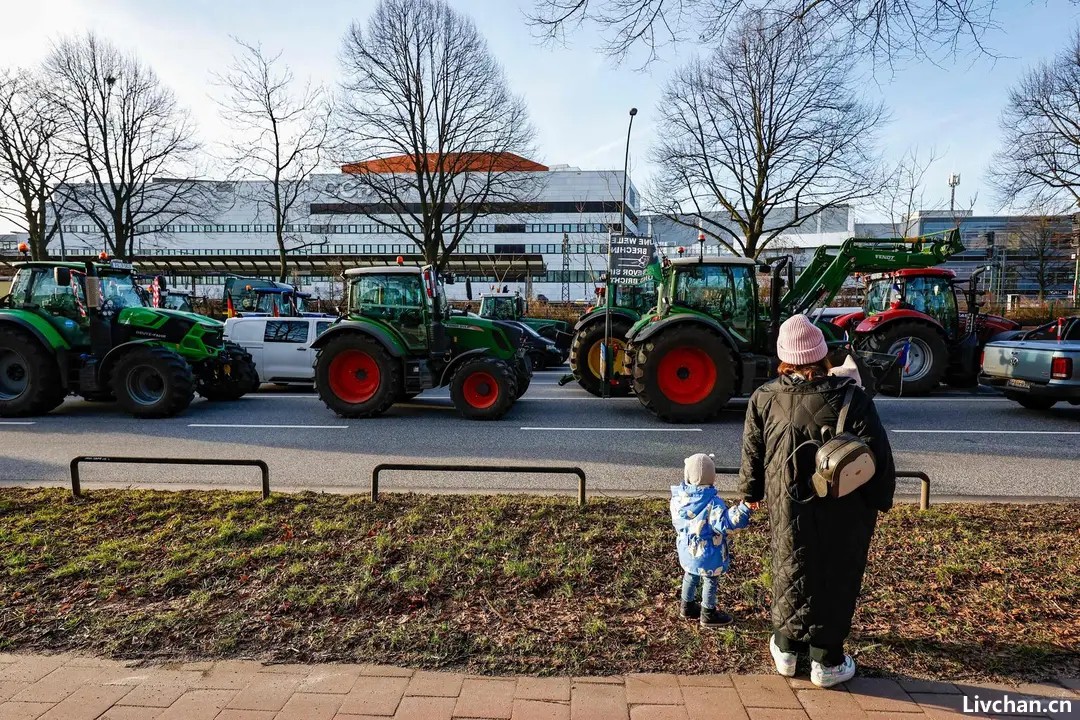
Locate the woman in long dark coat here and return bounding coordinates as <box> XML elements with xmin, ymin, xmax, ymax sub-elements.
<box><xmin>739</xmin><ymin>314</ymin><xmax>896</xmax><ymax>688</ymax></box>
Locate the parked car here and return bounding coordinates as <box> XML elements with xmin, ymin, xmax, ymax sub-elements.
<box><xmin>224</xmin><ymin>316</ymin><xmax>336</xmax><ymax>386</ymax></box>
<box><xmin>980</xmin><ymin>316</ymin><xmax>1080</xmax><ymax>410</ymax></box>
<box><xmin>509</xmin><ymin>319</ymin><xmax>565</xmax><ymax>369</ymax></box>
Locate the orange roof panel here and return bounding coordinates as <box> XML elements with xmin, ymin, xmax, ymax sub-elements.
<box><xmin>342</xmin><ymin>152</ymin><xmax>547</xmax><ymax>174</ymax></box>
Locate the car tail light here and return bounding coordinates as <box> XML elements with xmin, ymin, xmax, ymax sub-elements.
<box><xmin>979</xmin><ymin>349</ymin><xmax>985</xmax><ymax>367</ymax></box>
<box><xmin>1051</xmin><ymin>357</ymin><xmax>1072</xmax><ymax>380</ymax></box>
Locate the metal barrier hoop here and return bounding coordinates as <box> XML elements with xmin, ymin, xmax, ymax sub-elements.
<box><xmin>69</xmin><ymin>456</ymin><xmax>270</xmax><ymax>499</ymax></box>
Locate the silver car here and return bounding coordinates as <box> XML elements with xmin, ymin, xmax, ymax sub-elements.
<box><xmin>980</xmin><ymin>317</ymin><xmax>1080</xmax><ymax>410</ymax></box>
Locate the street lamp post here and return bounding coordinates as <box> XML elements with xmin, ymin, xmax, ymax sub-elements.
<box><xmin>603</xmin><ymin>107</ymin><xmax>637</xmax><ymax>399</ymax></box>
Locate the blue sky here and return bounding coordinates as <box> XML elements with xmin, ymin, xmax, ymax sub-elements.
<box><xmin>2</xmin><ymin>0</ymin><xmax>1079</xmax><ymax>226</ymax></box>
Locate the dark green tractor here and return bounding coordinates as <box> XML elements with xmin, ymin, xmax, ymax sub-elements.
<box><xmin>566</xmin><ymin>276</ymin><xmax>657</xmax><ymax>397</ymax></box>
<box><xmin>477</xmin><ymin>293</ymin><xmax>572</xmax><ymax>359</ymax></box>
<box><xmin>313</xmin><ymin>264</ymin><xmax>531</xmax><ymax>420</ymax></box>
<box><xmin>0</xmin><ymin>260</ymin><xmax>258</xmax><ymax>418</ymax></box>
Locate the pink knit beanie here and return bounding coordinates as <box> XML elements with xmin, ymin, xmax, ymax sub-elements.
<box><xmin>777</xmin><ymin>315</ymin><xmax>828</xmax><ymax>365</ymax></box>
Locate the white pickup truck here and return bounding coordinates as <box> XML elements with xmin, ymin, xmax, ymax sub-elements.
<box><xmin>980</xmin><ymin>317</ymin><xmax>1080</xmax><ymax>410</ymax></box>
<box><xmin>224</xmin><ymin>316</ymin><xmax>335</xmax><ymax>386</ymax></box>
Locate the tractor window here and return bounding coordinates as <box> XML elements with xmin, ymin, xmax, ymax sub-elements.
<box><xmin>728</xmin><ymin>266</ymin><xmax>757</xmax><ymax>337</ymax></box>
<box><xmin>674</xmin><ymin>265</ymin><xmax>736</xmax><ymax>319</ymax></box>
<box><xmin>904</xmin><ymin>276</ymin><xmax>958</xmax><ymax>334</ymax></box>
<box><xmin>98</xmin><ymin>273</ymin><xmax>146</xmax><ymax>309</ymax></box>
<box><xmin>264</xmin><ymin>320</ymin><xmax>309</xmax><ymax>344</ymax></box>
<box><xmin>864</xmin><ymin>279</ymin><xmax>900</xmax><ymax>314</ymax></box>
<box><xmin>351</xmin><ymin>273</ymin><xmax>424</xmax><ymax>311</ymax></box>
<box><xmin>481</xmin><ymin>296</ymin><xmax>516</xmax><ymax>320</ymax></box>
<box><xmin>9</xmin><ymin>269</ymin><xmax>32</xmax><ymax>303</ymax></box>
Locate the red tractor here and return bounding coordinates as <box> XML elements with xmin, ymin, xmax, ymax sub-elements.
<box><xmin>833</xmin><ymin>267</ymin><xmax>1019</xmax><ymax>395</ymax></box>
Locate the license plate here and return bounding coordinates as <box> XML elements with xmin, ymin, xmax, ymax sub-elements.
<box><xmin>1006</xmin><ymin>378</ymin><xmax>1029</xmax><ymax>389</ymax></box>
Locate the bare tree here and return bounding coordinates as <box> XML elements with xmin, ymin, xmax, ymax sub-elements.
<box><xmin>337</xmin><ymin>0</ymin><xmax>539</xmax><ymax>271</ymax></box>
<box><xmin>872</xmin><ymin>146</ymin><xmax>941</xmax><ymax>237</ymax></box>
<box><xmin>0</xmin><ymin>69</ymin><xmax>70</xmax><ymax>259</ymax></box>
<box><xmin>650</xmin><ymin>12</ymin><xmax>886</xmax><ymax>259</ymax></box>
<box><xmin>1011</xmin><ymin>214</ymin><xmax>1073</xmax><ymax>299</ymax></box>
<box><xmin>992</xmin><ymin>30</ymin><xmax>1080</xmax><ymax>211</ymax></box>
<box><xmin>526</xmin><ymin>0</ymin><xmax>1031</xmax><ymax>67</ymax></box>
<box><xmin>43</xmin><ymin>32</ymin><xmax>204</xmax><ymax>260</ymax></box>
<box><xmin>214</xmin><ymin>38</ymin><xmax>332</xmax><ymax>282</ymax></box>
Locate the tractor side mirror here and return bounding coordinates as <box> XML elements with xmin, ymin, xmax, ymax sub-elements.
<box><xmin>53</xmin><ymin>267</ymin><xmax>71</xmax><ymax>287</ymax></box>
<box><xmin>757</xmin><ymin>263</ymin><xmax>771</xmax><ymax>274</ymax></box>
<box><xmin>443</xmin><ymin>273</ymin><xmax>455</xmax><ymax>285</ymax></box>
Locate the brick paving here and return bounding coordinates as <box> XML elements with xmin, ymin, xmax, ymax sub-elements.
<box><xmin>0</xmin><ymin>653</ymin><xmax>1074</xmax><ymax>720</ymax></box>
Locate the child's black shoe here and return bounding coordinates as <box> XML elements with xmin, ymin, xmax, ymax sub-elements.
<box><xmin>680</xmin><ymin>601</ymin><xmax>701</xmax><ymax>619</ymax></box>
<box><xmin>699</xmin><ymin>607</ymin><xmax>733</xmax><ymax>627</ymax></box>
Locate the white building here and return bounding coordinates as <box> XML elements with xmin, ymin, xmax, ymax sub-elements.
<box><xmin>47</xmin><ymin>154</ymin><xmax>640</xmax><ymax>302</ymax></box>
<box><xmin>40</xmin><ymin>153</ymin><xmax>857</xmax><ymax>302</ymax></box>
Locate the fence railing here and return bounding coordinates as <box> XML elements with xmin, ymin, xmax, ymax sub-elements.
<box><xmin>69</xmin><ymin>456</ymin><xmax>270</xmax><ymax>499</ymax></box>
<box><xmin>371</xmin><ymin>463</ymin><xmax>587</xmax><ymax>506</ymax></box>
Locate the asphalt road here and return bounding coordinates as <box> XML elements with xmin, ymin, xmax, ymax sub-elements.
<box><xmin>1</xmin><ymin>369</ymin><xmax>1078</xmax><ymax>499</ymax></box>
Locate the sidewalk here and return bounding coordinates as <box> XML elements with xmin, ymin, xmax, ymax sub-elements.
<box><xmin>0</xmin><ymin>653</ymin><xmax>1075</xmax><ymax>720</ymax></box>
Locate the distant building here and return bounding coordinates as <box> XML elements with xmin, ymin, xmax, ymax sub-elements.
<box><xmin>37</xmin><ymin>154</ymin><xmax>641</xmax><ymax>302</ymax></box>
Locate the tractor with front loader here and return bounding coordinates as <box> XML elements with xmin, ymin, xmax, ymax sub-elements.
<box><xmin>623</xmin><ymin>230</ymin><xmax>976</xmax><ymax>422</ymax></box>
<box><xmin>0</xmin><ymin>259</ymin><xmax>258</xmax><ymax>418</ymax></box>
<box><xmin>313</xmin><ymin>264</ymin><xmax>531</xmax><ymax>420</ymax></box>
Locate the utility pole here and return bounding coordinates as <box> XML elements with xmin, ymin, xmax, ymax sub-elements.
<box><xmin>603</xmin><ymin>107</ymin><xmax>637</xmax><ymax>400</ymax></box>
<box><xmin>947</xmin><ymin>173</ymin><xmax>960</xmax><ymax>213</ymax></box>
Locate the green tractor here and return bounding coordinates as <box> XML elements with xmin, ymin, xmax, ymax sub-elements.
<box><xmin>0</xmin><ymin>259</ymin><xmax>259</xmax><ymax>418</ymax></box>
<box><xmin>477</xmin><ymin>292</ymin><xmax>572</xmax><ymax>358</ymax></box>
<box><xmin>624</xmin><ymin>231</ymin><xmax>967</xmax><ymax>422</ymax></box>
<box><xmin>566</xmin><ymin>274</ymin><xmax>658</xmax><ymax>397</ymax></box>
<box><xmin>313</xmin><ymin>264</ymin><xmax>531</xmax><ymax>420</ymax></box>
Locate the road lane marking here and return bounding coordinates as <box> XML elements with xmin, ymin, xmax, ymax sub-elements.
<box><xmin>520</xmin><ymin>426</ymin><xmax>703</xmax><ymax>432</ymax></box>
<box><xmin>893</xmin><ymin>430</ymin><xmax>1080</xmax><ymax>435</ymax></box>
<box><xmin>188</xmin><ymin>424</ymin><xmax>350</xmax><ymax>429</ymax></box>
<box><xmin>0</xmin><ymin>421</ymin><xmax>36</xmax><ymax>425</ymax></box>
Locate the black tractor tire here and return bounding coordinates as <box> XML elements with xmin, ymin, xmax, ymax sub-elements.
<box><xmin>198</xmin><ymin>348</ymin><xmax>259</xmax><ymax>401</ymax></box>
<box><xmin>315</xmin><ymin>333</ymin><xmax>399</xmax><ymax>418</ymax></box>
<box><xmin>514</xmin><ymin>354</ymin><xmax>533</xmax><ymax>399</ymax></box>
<box><xmin>1007</xmin><ymin>393</ymin><xmax>1057</xmax><ymax>411</ymax></box>
<box><xmin>632</xmin><ymin>326</ymin><xmax>736</xmax><ymax>423</ymax></box>
<box><xmin>0</xmin><ymin>327</ymin><xmax>66</xmax><ymax>417</ymax></box>
<box><xmin>111</xmin><ymin>346</ymin><xmax>195</xmax><ymax>418</ymax></box>
<box><xmin>862</xmin><ymin>322</ymin><xmax>949</xmax><ymax>397</ymax></box>
<box><xmin>569</xmin><ymin>316</ymin><xmax>633</xmax><ymax>397</ymax></box>
<box><xmin>450</xmin><ymin>357</ymin><xmax>517</xmax><ymax>420</ymax></box>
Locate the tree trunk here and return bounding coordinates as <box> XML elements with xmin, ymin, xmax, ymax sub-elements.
<box><xmin>276</xmin><ymin>229</ymin><xmax>288</xmax><ymax>282</ymax></box>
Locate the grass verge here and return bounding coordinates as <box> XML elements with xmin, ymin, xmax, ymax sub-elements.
<box><xmin>0</xmin><ymin>488</ymin><xmax>1077</xmax><ymax>681</ymax></box>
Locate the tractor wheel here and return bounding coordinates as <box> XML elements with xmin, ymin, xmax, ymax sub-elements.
<box><xmin>863</xmin><ymin>322</ymin><xmax>948</xmax><ymax>396</ymax></box>
<box><xmin>0</xmin><ymin>327</ymin><xmax>66</xmax><ymax>417</ymax></box>
<box><xmin>315</xmin><ymin>334</ymin><xmax>398</xmax><ymax>418</ymax></box>
<box><xmin>514</xmin><ymin>354</ymin><xmax>533</xmax><ymax>399</ymax></box>
<box><xmin>450</xmin><ymin>357</ymin><xmax>517</xmax><ymax>420</ymax></box>
<box><xmin>1007</xmin><ymin>393</ymin><xmax>1057</xmax><ymax>411</ymax></box>
<box><xmin>632</xmin><ymin>326</ymin><xmax>735</xmax><ymax>423</ymax></box>
<box><xmin>198</xmin><ymin>348</ymin><xmax>259</xmax><ymax>401</ymax></box>
<box><xmin>569</xmin><ymin>317</ymin><xmax>632</xmax><ymax>397</ymax></box>
<box><xmin>111</xmin><ymin>346</ymin><xmax>195</xmax><ymax>418</ymax></box>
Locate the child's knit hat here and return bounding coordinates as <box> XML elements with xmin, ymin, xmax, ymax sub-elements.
<box><xmin>684</xmin><ymin>453</ymin><xmax>715</xmax><ymax>487</ymax></box>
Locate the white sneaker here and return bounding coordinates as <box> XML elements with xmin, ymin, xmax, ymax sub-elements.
<box><xmin>810</xmin><ymin>655</ymin><xmax>856</xmax><ymax>688</ymax></box>
<box><xmin>769</xmin><ymin>635</ymin><xmax>797</xmax><ymax>677</ymax></box>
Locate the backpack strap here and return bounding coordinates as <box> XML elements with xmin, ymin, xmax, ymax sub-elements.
<box><xmin>836</xmin><ymin>386</ymin><xmax>855</xmax><ymax>435</ymax></box>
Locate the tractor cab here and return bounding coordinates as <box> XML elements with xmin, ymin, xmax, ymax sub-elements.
<box><xmin>661</xmin><ymin>256</ymin><xmax>762</xmax><ymax>345</ymax></box>
<box><xmin>346</xmin><ymin>265</ymin><xmax>447</xmax><ymax>353</ymax></box>
<box><xmin>478</xmin><ymin>293</ymin><xmax>525</xmax><ymax>321</ymax></box>
<box><xmin>863</xmin><ymin>268</ymin><xmax>961</xmax><ymax>340</ymax></box>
